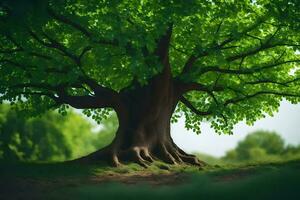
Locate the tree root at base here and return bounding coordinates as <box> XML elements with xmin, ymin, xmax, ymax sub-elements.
<box><xmin>68</xmin><ymin>143</ymin><xmax>207</xmax><ymax>168</ymax></box>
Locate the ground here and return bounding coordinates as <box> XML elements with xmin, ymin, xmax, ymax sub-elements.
<box><xmin>0</xmin><ymin>160</ymin><xmax>300</xmax><ymax>200</ymax></box>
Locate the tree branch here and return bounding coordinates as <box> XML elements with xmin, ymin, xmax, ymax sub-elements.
<box><xmin>181</xmin><ymin>55</ymin><xmax>198</xmax><ymax>74</ymax></box>
<box><xmin>47</xmin><ymin>6</ymin><xmax>120</xmax><ymax>47</ymax></box>
<box><xmin>224</xmin><ymin>90</ymin><xmax>300</xmax><ymax>106</ymax></box>
<box><xmin>8</xmin><ymin>81</ymin><xmax>120</xmax><ymax>110</ymax></box>
<box><xmin>56</xmin><ymin>94</ymin><xmax>110</xmax><ymax>109</ymax></box>
<box><xmin>0</xmin><ymin>59</ymin><xmax>67</xmax><ymax>74</ymax></box>
<box><xmin>180</xmin><ymin>96</ymin><xmax>211</xmax><ymax>116</ymax></box>
<box><xmin>79</xmin><ymin>46</ymin><xmax>92</xmax><ymax>60</ymax></box>
<box><xmin>28</xmin><ymin>29</ymin><xmax>80</xmax><ymax>64</ymax></box>
<box><xmin>180</xmin><ymin>18</ymin><xmax>265</xmax><ymax>75</ymax></box>
<box><xmin>154</xmin><ymin>23</ymin><xmax>173</xmax><ymax>66</ymax></box>
<box><xmin>41</xmin><ymin>31</ymin><xmax>79</xmax><ymax>63</ymax></box>
<box><xmin>244</xmin><ymin>77</ymin><xmax>300</xmax><ymax>87</ymax></box>
<box><xmin>176</xmin><ymin>80</ymin><xmax>224</xmax><ymax>95</ymax></box>
<box><xmin>199</xmin><ymin>59</ymin><xmax>300</xmax><ymax>75</ymax></box>
<box><xmin>54</xmin><ymin>86</ymin><xmax>119</xmax><ymax>109</ymax></box>
<box><xmin>18</xmin><ymin>91</ymin><xmax>58</xmax><ymax>100</ymax></box>
<box><xmin>47</xmin><ymin>6</ymin><xmax>91</xmax><ymax>38</ymax></box>
<box><xmin>0</xmin><ymin>33</ymin><xmax>56</xmax><ymax>61</ymax></box>
<box><xmin>10</xmin><ymin>83</ymin><xmax>60</xmax><ymax>91</ymax></box>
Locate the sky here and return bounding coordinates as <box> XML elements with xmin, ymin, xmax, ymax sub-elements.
<box><xmin>171</xmin><ymin>100</ymin><xmax>300</xmax><ymax>157</ymax></box>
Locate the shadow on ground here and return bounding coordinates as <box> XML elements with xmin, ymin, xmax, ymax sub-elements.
<box><xmin>0</xmin><ymin>160</ymin><xmax>300</xmax><ymax>200</ymax></box>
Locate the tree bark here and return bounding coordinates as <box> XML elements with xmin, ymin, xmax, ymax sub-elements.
<box><xmin>73</xmin><ymin>70</ymin><xmax>205</xmax><ymax>167</ymax></box>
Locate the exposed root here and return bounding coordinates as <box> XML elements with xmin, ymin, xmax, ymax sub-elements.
<box><xmin>156</xmin><ymin>144</ymin><xmax>178</xmax><ymax>165</ymax></box>
<box><xmin>140</xmin><ymin>148</ymin><xmax>155</xmax><ymax>163</ymax></box>
<box><xmin>176</xmin><ymin>149</ymin><xmax>207</xmax><ymax>167</ymax></box>
<box><xmin>171</xmin><ymin>140</ymin><xmax>207</xmax><ymax>167</ymax></box>
<box><xmin>112</xmin><ymin>153</ymin><xmax>122</xmax><ymax>167</ymax></box>
<box><xmin>128</xmin><ymin>147</ymin><xmax>151</xmax><ymax>168</ymax></box>
<box><xmin>178</xmin><ymin>154</ymin><xmax>202</xmax><ymax>166</ymax></box>
<box><xmin>67</xmin><ymin>141</ymin><xmax>207</xmax><ymax>168</ymax></box>
<box><xmin>166</xmin><ymin>145</ymin><xmax>184</xmax><ymax>164</ymax></box>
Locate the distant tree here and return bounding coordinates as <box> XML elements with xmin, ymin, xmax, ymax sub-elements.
<box><xmin>282</xmin><ymin>144</ymin><xmax>300</xmax><ymax>159</ymax></box>
<box><xmin>92</xmin><ymin>113</ymin><xmax>118</xmax><ymax>150</ymax></box>
<box><xmin>1</xmin><ymin>0</ymin><xmax>300</xmax><ymax>166</ymax></box>
<box><xmin>223</xmin><ymin>130</ymin><xmax>285</xmax><ymax>161</ymax></box>
<box><xmin>0</xmin><ymin>104</ymin><xmax>115</xmax><ymax>162</ymax></box>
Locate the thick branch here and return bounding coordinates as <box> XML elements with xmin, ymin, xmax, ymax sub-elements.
<box><xmin>182</xmin><ymin>55</ymin><xmax>198</xmax><ymax>74</ymax></box>
<box><xmin>8</xmin><ymin>80</ymin><xmax>120</xmax><ymax>110</ymax></box>
<box><xmin>57</xmin><ymin>94</ymin><xmax>112</xmax><ymax>109</ymax></box>
<box><xmin>18</xmin><ymin>91</ymin><xmax>58</xmax><ymax>100</ymax></box>
<box><xmin>77</xmin><ymin>76</ymin><xmax>119</xmax><ymax>98</ymax></box>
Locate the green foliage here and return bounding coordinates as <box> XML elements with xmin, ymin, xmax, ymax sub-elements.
<box><xmin>0</xmin><ymin>0</ymin><xmax>300</xmax><ymax>134</ymax></box>
<box><xmin>223</xmin><ymin>130</ymin><xmax>300</xmax><ymax>162</ymax></box>
<box><xmin>0</xmin><ymin>104</ymin><xmax>117</xmax><ymax>162</ymax></box>
<box><xmin>235</xmin><ymin>130</ymin><xmax>284</xmax><ymax>160</ymax></box>
<box><xmin>281</xmin><ymin>144</ymin><xmax>300</xmax><ymax>160</ymax></box>
<box><xmin>92</xmin><ymin>111</ymin><xmax>118</xmax><ymax>150</ymax></box>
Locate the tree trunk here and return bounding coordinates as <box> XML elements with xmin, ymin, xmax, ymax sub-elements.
<box><xmin>73</xmin><ymin>70</ymin><xmax>206</xmax><ymax>167</ymax></box>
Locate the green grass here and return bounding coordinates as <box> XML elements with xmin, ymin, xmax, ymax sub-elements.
<box><xmin>1</xmin><ymin>160</ymin><xmax>300</xmax><ymax>200</ymax></box>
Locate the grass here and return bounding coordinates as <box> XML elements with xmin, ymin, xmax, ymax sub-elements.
<box><xmin>0</xmin><ymin>159</ymin><xmax>300</xmax><ymax>200</ymax></box>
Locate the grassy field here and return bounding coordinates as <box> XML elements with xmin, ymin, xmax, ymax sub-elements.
<box><xmin>0</xmin><ymin>160</ymin><xmax>300</xmax><ymax>200</ymax></box>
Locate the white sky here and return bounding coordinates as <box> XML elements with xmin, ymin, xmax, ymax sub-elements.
<box><xmin>171</xmin><ymin>100</ymin><xmax>300</xmax><ymax>157</ymax></box>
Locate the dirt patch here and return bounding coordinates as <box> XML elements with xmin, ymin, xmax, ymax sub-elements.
<box><xmin>0</xmin><ymin>172</ymin><xmax>188</xmax><ymax>199</ymax></box>
<box><xmin>90</xmin><ymin>172</ymin><xmax>188</xmax><ymax>186</ymax></box>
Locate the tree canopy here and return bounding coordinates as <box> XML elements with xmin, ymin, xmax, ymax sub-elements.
<box><xmin>1</xmin><ymin>0</ymin><xmax>300</xmax><ymax>134</ymax></box>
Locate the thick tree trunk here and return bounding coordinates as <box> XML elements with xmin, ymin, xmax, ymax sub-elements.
<box><xmin>73</xmin><ymin>69</ymin><xmax>205</xmax><ymax>167</ymax></box>
<box><xmin>71</xmin><ymin>25</ymin><xmax>206</xmax><ymax>167</ymax></box>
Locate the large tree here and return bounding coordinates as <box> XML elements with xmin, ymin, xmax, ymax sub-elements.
<box><xmin>0</xmin><ymin>0</ymin><xmax>300</xmax><ymax>167</ymax></box>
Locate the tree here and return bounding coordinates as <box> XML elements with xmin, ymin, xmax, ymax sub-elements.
<box><xmin>0</xmin><ymin>104</ymin><xmax>116</xmax><ymax>162</ymax></box>
<box><xmin>223</xmin><ymin>130</ymin><xmax>285</xmax><ymax>161</ymax></box>
<box><xmin>283</xmin><ymin>144</ymin><xmax>300</xmax><ymax>159</ymax></box>
<box><xmin>0</xmin><ymin>0</ymin><xmax>299</xmax><ymax>166</ymax></box>
<box><xmin>0</xmin><ymin>104</ymin><xmax>113</xmax><ymax>161</ymax></box>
